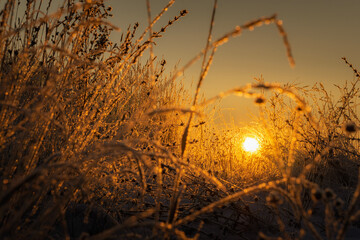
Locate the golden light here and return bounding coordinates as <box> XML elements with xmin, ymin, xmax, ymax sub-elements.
<box><xmin>242</xmin><ymin>137</ymin><xmax>260</xmax><ymax>153</ymax></box>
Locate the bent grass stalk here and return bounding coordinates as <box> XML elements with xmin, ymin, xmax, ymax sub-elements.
<box><xmin>1</xmin><ymin>0</ymin><xmax>360</xmax><ymax>239</ymax></box>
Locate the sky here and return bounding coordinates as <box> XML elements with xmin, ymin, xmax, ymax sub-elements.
<box><xmin>109</xmin><ymin>1</ymin><xmax>360</xmax><ymax>123</ymax></box>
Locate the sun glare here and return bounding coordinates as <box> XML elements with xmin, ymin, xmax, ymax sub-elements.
<box><xmin>242</xmin><ymin>137</ymin><xmax>260</xmax><ymax>153</ymax></box>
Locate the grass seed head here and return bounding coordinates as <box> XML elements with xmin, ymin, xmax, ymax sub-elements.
<box><xmin>344</xmin><ymin>121</ymin><xmax>357</xmax><ymax>133</ymax></box>
<box><xmin>311</xmin><ymin>188</ymin><xmax>323</xmax><ymax>202</ymax></box>
<box><xmin>254</xmin><ymin>96</ymin><xmax>266</xmax><ymax>105</ymax></box>
<box><xmin>324</xmin><ymin>188</ymin><xmax>336</xmax><ymax>201</ymax></box>
<box><xmin>334</xmin><ymin>198</ymin><xmax>344</xmax><ymax>208</ymax></box>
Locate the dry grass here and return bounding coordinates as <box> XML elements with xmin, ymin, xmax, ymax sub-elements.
<box><xmin>1</xmin><ymin>1</ymin><xmax>360</xmax><ymax>239</ymax></box>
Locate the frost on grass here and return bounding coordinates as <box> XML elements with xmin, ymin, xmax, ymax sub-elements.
<box><xmin>0</xmin><ymin>1</ymin><xmax>360</xmax><ymax>240</ymax></box>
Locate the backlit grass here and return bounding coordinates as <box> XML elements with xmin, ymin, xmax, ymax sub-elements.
<box><xmin>0</xmin><ymin>1</ymin><xmax>360</xmax><ymax>239</ymax></box>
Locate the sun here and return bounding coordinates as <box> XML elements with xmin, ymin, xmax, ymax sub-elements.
<box><xmin>242</xmin><ymin>137</ymin><xmax>260</xmax><ymax>153</ymax></box>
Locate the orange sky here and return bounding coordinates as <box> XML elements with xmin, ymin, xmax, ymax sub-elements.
<box><xmin>111</xmin><ymin>0</ymin><xmax>360</xmax><ymax>123</ymax></box>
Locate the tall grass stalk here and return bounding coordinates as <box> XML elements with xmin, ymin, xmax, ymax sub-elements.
<box><xmin>1</xmin><ymin>0</ymin><xmax>360</xmax><ymax>239</ymax></box>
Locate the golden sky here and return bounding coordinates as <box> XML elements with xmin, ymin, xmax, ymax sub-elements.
<box><xmin>110</xmin><ymin>0</ymin><xmax>360</xmax><ymax>122</ymax></box>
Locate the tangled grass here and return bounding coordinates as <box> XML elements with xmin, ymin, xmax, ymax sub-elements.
<box><xmin>1</xmin><ymin>0</ymin><xmax>360</xmax><ymax>239</ymax></box>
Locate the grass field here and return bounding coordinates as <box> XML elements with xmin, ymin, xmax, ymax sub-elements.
<box><xmin>1</xmin><ymin>1</ymin><xmax>360</xmax><ymax>239</ymax></box>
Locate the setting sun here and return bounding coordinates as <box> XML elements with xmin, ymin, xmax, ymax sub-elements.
<box><xmin>242</xmin><ymin>137</ymin><xmax>260</xmax><ymax>153</ymax></box>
